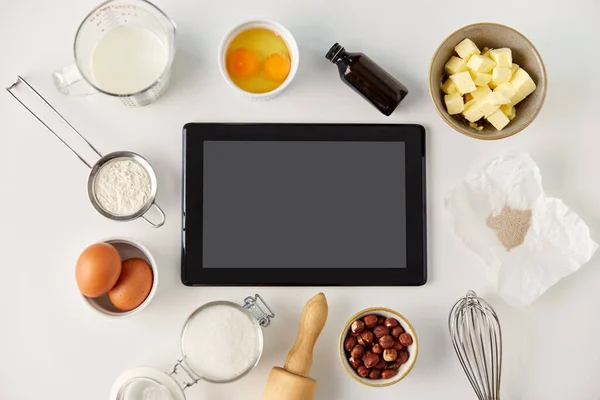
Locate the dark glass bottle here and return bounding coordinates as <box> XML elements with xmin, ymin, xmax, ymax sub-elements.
<box><xmin>326</xmin><ymin>43</ymin><xmax>408</xmax><ymax>116</ymax></box>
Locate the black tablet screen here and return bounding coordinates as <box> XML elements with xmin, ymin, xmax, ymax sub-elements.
<box><xmin>202</xmin><ymin>141</ymin><xmax>406</xmax><ymax>268</ymax></box>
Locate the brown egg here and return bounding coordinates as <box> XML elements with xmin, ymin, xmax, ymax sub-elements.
<box><xmin>76</xmin><ymin>243</ymin><xmax>122</xmax><ymax>298</ymax></box>
<box><xmin>109</xmin><ymin>258</ymin><xmax>153</xmax><ymax>311</ymax></box>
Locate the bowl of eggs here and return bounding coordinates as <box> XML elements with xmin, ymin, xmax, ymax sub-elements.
<box><xmin>75</xmin><ymin>238</ymin><xmax>157</xmax><ymax>317</ymax></box>
<box><xmin>218</xmin><ymin>19</ymin><xmax>299</xmax><ymax>100</ymax></box>
<box><xmin>429</xmin><ymin>22</ymin><xmax>547</xmax><ymax>140</ymax></box>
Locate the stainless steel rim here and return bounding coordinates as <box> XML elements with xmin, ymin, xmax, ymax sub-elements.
<box><xmin>88</xmin><ymin>151</ymin><xmax>158</xmax><ymax>221</ymax></box>
<box><xmin>179</xmin><ymin>301</ymin><xmax>264</xmax><ymax>383</ymax></box>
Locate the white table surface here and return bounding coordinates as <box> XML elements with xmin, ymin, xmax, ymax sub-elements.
<box><xmin>1</xmin><ymin>0</ymin><xmax>600</xmax><ymax>399</ymax></box>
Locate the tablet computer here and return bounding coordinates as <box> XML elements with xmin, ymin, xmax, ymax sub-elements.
<box><xmin>182</xmin><ymin>123</ymin><xmax>426</xmax><ymax>286</ymax></box>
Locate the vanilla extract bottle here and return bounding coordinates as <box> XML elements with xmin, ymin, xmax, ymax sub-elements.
<box><xmin>326</xmin><ymin>43</ymin><xmax>408</xmax><ymax>116</ymax></box>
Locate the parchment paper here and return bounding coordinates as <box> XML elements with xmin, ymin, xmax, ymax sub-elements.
<box><xmin>445</xmin><ymin>153</ymin><xmax>598</xmax><ymax>307</ymax></box>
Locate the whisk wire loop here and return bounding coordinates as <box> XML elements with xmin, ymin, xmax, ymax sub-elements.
<box><xmin>449</xmin><ymin>291</ymin><xmax>502</xmax><ymax>400</ymax></box>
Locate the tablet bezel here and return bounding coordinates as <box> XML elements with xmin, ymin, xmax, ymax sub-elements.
<box><xmin>182</xmin><ymin>123</ymin><xmax>426</xmax><ymax>286</ymax></box>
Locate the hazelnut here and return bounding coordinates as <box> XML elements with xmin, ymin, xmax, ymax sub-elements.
<box><xmin>357</xmin><ymin>366</ymin><xmax>370</xmax><ymax>378</ymax></box>
<box><xmin>383</xmin><ymin>348</ymin><xmax>398</xmax><ymax>362</ymax></box>
<box><xmin>350</xmin><ymin>345</ymin><xmax>365</xmax><ymax>359</ymax></box>
<box><xmin>351</xmin><ymin>320</ymin><xmax>366</xmax><ymax>335</ymax></box>
<box><xmin>379</xmin><ymin>335</ymin><xmax>394</xmax><ymax>349</ymax></box>
<box><xmin>363</xmin><ymin>353</ymin><xmax>380</xmax><ymax>368</ymax></box>
<box><xmin>363</xmin><ymin>314</ymin><xmax>378</xmax><ymax>328</ymax></box>
<box><xmin>388</xmin><ymin>362</ymin><xmax>401</xmax><ymax>371</ymax></box>
<box><xmin>344</xmin><ymin>336</ymin><xmax>357</xmax><ymax>352</ymax></box>
<box><xmin>369</xmin><ymin>368</ymin><xmax>381</xmax><ymax>379</ymax></box>
<box><xmin>381</xmin><ymin>369</ymin><xmax>396</xmax><ymax>379</ymax></box>
<box><xmin>375</xmin><ymin>358</ymin><xmax>387</xmax><ymax>370</ymax></box>
<box><xmin>391</xmin><ymin>326</ymin><xmax>404</xmax><ymax>337</ymax></box>
<box><xmin>397</xmin><ymin>349</ymin><xmax>409</xmax><ymax>365</ymax></box>
<box><xmin>349</xmin><ymin>356</ymin><xmax>363</xmax><ymax>370</ymax></box>
<box><xmin>357</xmin><ymin>335</ymin><xmax>366</xmax><ymax>347</ymax></box>
<box><xmin>360</xmin><ymin>330</ymin><xmax>374</xmax><ymax>345</ymax></box>
<box><xmin>384</xmin><ymin>318</ymin><xmax>400</xmax><ymax>328</ymax></box>
<box><xmin>399</xmin><ymin>333</ymin><xmax>413</xmax><ymax>347</ymax></box>
<box><xmin>377</xmin><ymin>317</ymin><xmax>386</xmax><ymax>326</ymax></box>
<box><xmin>372</xmin><ymin>343</ymin><xmax>383</xmax><ymax>354</ymax></box>
<box><xmin>393</xmin><ymin>340</ymin><xmax>403</xmax><ymax>351</ymax></box>
<box><xmin>373</xmin><ymin>325</ymin><xmax>390</xmax><ymax>339</ymax></box>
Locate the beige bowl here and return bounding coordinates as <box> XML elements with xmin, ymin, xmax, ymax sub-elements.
<box><xmin>429</xmin><ymin>22</ymin><xmax>547</xmax><ymax>140</ymax></box>
<box><xmin>339</xmin><ymin>307</ymin><xmax>418</xmax><ymax>387</ymax></box>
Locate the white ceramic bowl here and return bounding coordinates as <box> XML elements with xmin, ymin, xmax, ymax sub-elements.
<box><xmin>218</xmin><ymin>19</ymin><xmax>300</xmax><ymax>100</ymax></box>
<box><xmin>80</xmin><ymin>237</ymin><xmax>158</xmax><ymax>318</ymax></box>
<box><xmin>339</xmin><ymin>307</ymin><xmax>418</xmax><ymax>387</ymax></box>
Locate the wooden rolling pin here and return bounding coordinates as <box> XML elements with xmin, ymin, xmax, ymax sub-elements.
<box><xmin>262</xmin><ymin>292</ymin><xmax>328</xmax><ymax>400</ymax></box>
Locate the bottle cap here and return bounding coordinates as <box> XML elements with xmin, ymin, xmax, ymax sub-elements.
<box><xmin>325</xmin><ymin>43</ymin><xmax>344</xmax><ymax>62</ymax></box>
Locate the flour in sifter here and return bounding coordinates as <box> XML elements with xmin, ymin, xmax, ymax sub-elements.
<box><xmin>94</xmin><ymin>159</ymin><xmax>151</xmax><ymax>216</ymax></box>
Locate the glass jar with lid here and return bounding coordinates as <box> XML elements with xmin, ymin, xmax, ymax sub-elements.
<box><xmin>110</xmin><ymin>294</ymin><xmax>275</xmax><ymax>400</ymax></box>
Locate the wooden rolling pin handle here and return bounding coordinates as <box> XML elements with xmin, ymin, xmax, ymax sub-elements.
<box><xmin>283</xmin><ymin>292</ymin><xmax>329</xmax><ymax>377</ymax></box>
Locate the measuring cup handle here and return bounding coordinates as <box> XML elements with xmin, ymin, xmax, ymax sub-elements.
<box><xmin>141</xmin><ymin>202</ymin><xmax>166</xmax><ymax>228</ymax></box>
<box><xmin>52</xmin><ymin>64</ymin><xmax>98</xmax><ymax>96</ymax></box>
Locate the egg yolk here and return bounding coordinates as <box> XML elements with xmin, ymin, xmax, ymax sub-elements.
<box><xmin>263</xmin><ymin>53</ymin><xmax>291</xmax><ymax>82</ymax></box>
<box><xmin>227</xmin><ymin>48</ymin><xmax>260</xmax><ymax>79</ymax></box>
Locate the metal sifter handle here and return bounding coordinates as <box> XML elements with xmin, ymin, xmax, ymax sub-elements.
<box><xmin>6</xmin><ymin>76</ymin><xmax>103</xmax><ymax>169</ymax></box>
<box><xmin>7</xmin><ymin>76</ymin><xmax>166</xmax><ymax>228</ymax></box>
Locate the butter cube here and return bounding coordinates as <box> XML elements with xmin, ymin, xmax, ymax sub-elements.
<box><xmin>470</xmin><ymin>86</ymin><xmax>492</xmax><ymax>101</ymax></box>
<box><xmin>467</xmin><ymin>55</ymin><xmax>496</xmax><ymax>73</ymax></box>
<box><xmin>510</xmin><ymin>90</ymin><xmax>527</xmax><ymax>106</ymax></box>
<box><xmin>489</xmin><ymin>92</ymin><xmax>510</xmax><ymax>105</ymax></box>
<box><xmin>449</xmin><ymin>71</ymin><xmax>477</xmax><ymax>94</ymax></box>
<box><xmin>510</xmin><ymin>68</ymin><xmax>537</xmax><ymax>98</ymax></box>
<box><xmin>445</xmin><ymin>56</ymin><xmax>468</xmax><ymax>75</ymax></box>
<box><xmin>476</xmin><ymin>94</ymin><xmax>500</xmax><ymax>117</ymax></box>
<box><xmin>501</xmin><ymin>104</ymin><xmax>516</xmax><ymax>120</ymax></box>
<box><xmin>469</xmin><ymin>70</ymin><xmax>492</xmax><ymax>87</ymax></box>
<box><xmin>490</xmin><ymin>67</ymin><xmax>512</xmax><ymax>88</ymax></box>
<box><xmin>445</xmin><ymin>93</ymin><xmax>464</xmax><ymax>115</ymax></box>
<box><xmin>441</xmin><ymin>78</ymin><xmax>459</xmax><ymax>95</ymax></box>
<box><xmin>486</xmin><ymin>108</ymin><xmax>511</xmax><ymax>130</ymax></box>
<box><xmin>462</xmin><ymin>99</ymin><xmax>484</xmax><ymax>123</ymax></box>
<box><xmin>455</xmin><ymin>38</ymin><xmax>481</xmax><ymax>60</ymax></box>
<box><xmin>469</xmin><ymin>92</ymin><xmax>510</xmax><ymax>120</ymax></box>
<box><xmin>481</xmin><ymin>47</ymin><xmax>493</xmax><ymax>59</ymax></box>
<box><xmin>511</xmin><ymin>63</ymin><xmax>520</xmax><ymax>74</ymax></box>
<box><xmin>489</xmin><ymin>48</ymin><xmax>512</xmax><ymax>68</ymax></box>
<box><xmin>493</xmin><ymin>82</ymin><xmax>517</xmax><ymax>100</ymax></box>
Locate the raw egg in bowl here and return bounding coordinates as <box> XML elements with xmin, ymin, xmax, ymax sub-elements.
<box><xmin>219</xmin><ymin>20</ymin><xmax>299</xmax><ymax>100</ymax></box>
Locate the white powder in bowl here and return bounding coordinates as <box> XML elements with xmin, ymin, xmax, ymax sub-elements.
<box><xmin>182</xmin><ymin>304</ymin><xmax>260</xmax><ymax>381</ymax></box>
<box><xmin>94</xmin><ymin>158</ymin><xmax>151</xmax><ymax>216</ymax></box>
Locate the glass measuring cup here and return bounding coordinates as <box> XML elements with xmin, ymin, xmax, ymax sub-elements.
<box><xmin>53</xmin><ymin>0</ymin><xmax>176</xmax><ymax>106</ymax></box>
<box><xmin>110</xmin><ymin>295</ymin><xmax>275</xmax><ymax>400</ymax></box>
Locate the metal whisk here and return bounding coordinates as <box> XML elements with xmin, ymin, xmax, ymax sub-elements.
<box><xmin>449</xmin><ymin>290</ymin><xmax>502</xmax><ymax>400</ymax></box>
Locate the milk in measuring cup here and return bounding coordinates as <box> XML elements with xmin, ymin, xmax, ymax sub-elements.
<box><xmin>91</xmin><ymin>26</ymin><xmax>168</xmax><ymax>95</ymax></box>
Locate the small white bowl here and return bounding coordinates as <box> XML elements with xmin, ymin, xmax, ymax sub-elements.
<box><xmin>80</xmin><ymin>237</ymin><xmax>158</xmax><ymax>318</ymax></box>
<box><xmin>218</xmin><ymin>19</ymin><xmax>300</xmax><ymax>100</ymax></box>
<box><xmin>339</xmin><ymin>307</ymin><xmax>418</xmax><ymax>387</ymax></box>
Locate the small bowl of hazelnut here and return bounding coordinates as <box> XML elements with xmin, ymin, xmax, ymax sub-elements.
<box><xmin>339</xmin><ymin>308</ymin><xmax>418</xmax><ymax>387</ymax></box>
